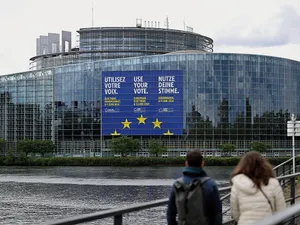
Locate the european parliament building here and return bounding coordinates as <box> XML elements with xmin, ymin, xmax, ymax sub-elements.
<box><xmin>1</xmin><ymin>22</ymin><xmax>300</xmax><ymax>156</ymax></box>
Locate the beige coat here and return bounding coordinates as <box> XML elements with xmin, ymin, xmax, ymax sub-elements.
<box><xmin>230</xmin><ymin>174</ymin><xmax>286</xmax><ymax>225</ymax></box>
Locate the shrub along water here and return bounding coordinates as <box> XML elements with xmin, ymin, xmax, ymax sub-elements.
<box><xmin>0</xmin><ymin>156</ymin><xmax>297</xmax><ymax>167</ymax></box>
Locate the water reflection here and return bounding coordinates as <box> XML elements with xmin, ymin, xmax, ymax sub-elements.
<box><xmin>0</xmin><ymin>166</ymin><xmax>233</xmax><ymax>225</ymax></box>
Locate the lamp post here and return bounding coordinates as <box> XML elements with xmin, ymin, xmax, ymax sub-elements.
<box><xmin>287</xmin><ymin>114</ymin><xmax>299</xmax><ymax>174</ymax></box>
<box><xmin>292</xmin><ymin>114</ymin><xmax>295</xmax><ymax>174</ymax></box>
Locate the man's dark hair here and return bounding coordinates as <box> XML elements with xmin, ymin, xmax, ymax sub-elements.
<box><xmin>186</xmin><ymin>149</ymin><xmax>203</xmax><ymax>167</ymax></box>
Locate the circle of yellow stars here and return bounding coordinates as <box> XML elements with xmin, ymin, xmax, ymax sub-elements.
<box><xmin>110</xmin><ymin>115</ymin><xmax>174</xmax><ymax>136</ymax></box>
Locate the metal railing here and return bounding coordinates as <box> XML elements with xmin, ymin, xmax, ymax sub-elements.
<box><xmin>40</xmin><ymin>173</ymin><xmax>300</xmax><ymax>225</ymax></box>
<box><xmin>254</xmin><ymin>203</ymin><xmax>300</xmax><ymax>225</ymax></box>
<box><xmin>273</xmin><ymin>157</ymin><xmax>300</xmax><ymax>177</ymax></box>
<box><xmin>39</xmin><ymin>186</ymin><xmax>231</xmax><ymax>225</ymax></box>
<box><xmin>224</xmin><ymin>173</ymin><xmax>300</xmax><ymax>225</ymax></box>
<box><xmin>254</xmin><ymin>202</ymin><xmax>300</xmax><ymax>225</ymax></box>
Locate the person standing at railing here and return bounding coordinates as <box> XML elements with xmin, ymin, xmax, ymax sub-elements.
<box><xmin>166</xmin><ymin>149</ymin><xmax>222</xmax><ymax>225</ymax></box>
<box><xmin>230</xmin><ymin>151</ymin><xmax>286</xmax><ymax>225</ymax></box>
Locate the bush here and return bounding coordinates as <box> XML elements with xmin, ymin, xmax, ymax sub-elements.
<box><xmin>17</xmin><ymin>151</ymin><xmax>29</xmax><ymax>165</ymax></box>
<box><xmin>16</xmin><ymin>139</ymin><xmax>55</xmax><ymax>157</ymax></box>
<box><xmin>148</xmin><ymin>140</ymin><xmax>167</xmax><ymax>157</ymax></box>
<box><xmin>0</xmin><ymin>156</ymin><xmax>294</xmax><ymax>167</ymax></box>
<box><xmin>249</xmin><ymin>142</ymin><xmax>271</xmax><ymax>153</ymax></box>
<box><xmin>109</xmin><ymin>137</ymin><xmax>141</xmax><ymax>157</ymax></box>
<box><xmin>4</xmin><ymin>148</ymin><xmax>15</xmax><ymax>165</ymax></box>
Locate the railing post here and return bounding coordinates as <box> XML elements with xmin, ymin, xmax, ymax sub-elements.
<box><xmin>280</xmin><ymin>166</ymin><xmax>285</xmax><ymax>186</ymax></box>
<box><xmin>114</xmin><ymin>214</ymin><xmax>123</xmax><ymax>225</ymax></box>
<box><xmin>290</xmin><ymin>177</ymin><xmax>296</xmax><ymax>206</ymax></box>
<box><xmin>290</xmin><ymin>176</ymin><xmax>296</xmax><ymax>225</ymax></box>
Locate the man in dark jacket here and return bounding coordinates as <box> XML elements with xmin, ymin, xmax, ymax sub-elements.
<box><xmin>167</xmin><ymin>149</ymin><xmax>222</xmax><ymax>225</ymax></box>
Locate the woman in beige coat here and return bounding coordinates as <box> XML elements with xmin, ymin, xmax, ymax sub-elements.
<box><xmin>230</xmin><ymin>151</ymin><xmax>286</xmax><ymax>225</ymax></box>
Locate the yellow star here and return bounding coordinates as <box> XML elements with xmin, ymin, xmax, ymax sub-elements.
<box><xmin>121</xmin><ymin>119</ymin><xmax>132</xmax><ymax>129</ymax></box>
<box><xmin>111</xmin><ymin>129</ymin><xmax>121</xmax><ymax>136</ymax></box>
<box><xmin>152</xmin><ymin>118</ymin><xmax>162</xmax><ymax>129</ymax></box>
<box><xmin>163</xmin><ymin>129</ymin><xmax>174</xmax><ymax>135</ymax></box>
<box><xmin>137</xmin><ymin>115</ymin><xmax>147</xmax><ymax>124</ymax></box>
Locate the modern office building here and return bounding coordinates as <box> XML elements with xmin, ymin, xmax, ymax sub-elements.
<box><xmin>1</xmin><ymin>23</ymin><xmax>300</xmax><ymax>156</ymax></box>
<box><xmin>30</xmin><ymin>26</ymin><xmax>213</xmax><ymax>70</ymax></box>
<box><xmin>32</xmin><ymin>31</ymin><xmax>72</xmax><ymax>70</ymax></box>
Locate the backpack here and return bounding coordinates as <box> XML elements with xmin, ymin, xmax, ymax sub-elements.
<box><xmin>173</xmin><ymin>176</ymin><xmax>211</xmax><ymax>225</ymax></box>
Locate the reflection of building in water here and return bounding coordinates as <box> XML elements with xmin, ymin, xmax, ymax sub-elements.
<box><xmin>0</xmin><ymin>21</ymin><xmax>300</xmax><ymax>155</ymax></box>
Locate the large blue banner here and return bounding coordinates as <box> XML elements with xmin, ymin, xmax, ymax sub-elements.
<box><xmin>102</xmin><ymin>70</ymin><xmax>183</xmax><ymax>136</ymax></box>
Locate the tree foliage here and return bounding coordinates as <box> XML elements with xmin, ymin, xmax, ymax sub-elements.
<box><xmin>5</xmin><ymin>148</ymin><xmax>15</xmax><ymax>165</ymax></box>
<box><xmin>148</xmin><ymin>140</ymin><xmax>167</xmax><ymax>157</ymax></box>
<box><xmin>249</xmin><ymin>142</ymin><xmax>271</xmax><ymax>153</ymax></box>
<box><xmin>0</xmin><ymin>138</ymin><xmax>7</xmax><ymax>153</ymax></box>
<box><xmin>109</xmin><ymin>136</ymin><xmax>141</xmax><ymax>157</ymax></box>
<box><xmin>219</xmin><ymin>143</ymin><xmax>236</xmax><ymax>157</ymax></box>
<box><xmin>37</xmin><ymin>140</ymin><xmax>56</xmax><ymax>156</ymax></box>
<box><xmin>17</xmin><ymin>139</ymin><xmax>34</xmax><ymax>156</ymax></box>
<box><xmin>219</xmin><ymin>143</ymin><xmax>236</xmax><ymax>152</ymax></box>
<box><xmin>16</xmin><ymin>139</ymin><xmax>55</xmax><ymax>156</ymax></box>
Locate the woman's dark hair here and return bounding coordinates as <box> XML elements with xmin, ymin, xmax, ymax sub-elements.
<box><xmin>230</xmin><ymin>151</ymin><xmax>275</xmax><ymax>188</ymax></box>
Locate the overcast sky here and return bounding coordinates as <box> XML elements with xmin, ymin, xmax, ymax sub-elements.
<box><xmin>0</xmin><ymin>0</ymin><xmax>300</xmax><ymax>75</ymax></box>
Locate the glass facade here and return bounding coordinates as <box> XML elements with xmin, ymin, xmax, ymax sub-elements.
<box><xmin>78</xmin><ymin>27</ymin><xmax>213</xmax><ymax>59</ymax></box>
<box><xmin>51</xmin><ymin>53</ymin><xmax>300</xmax><ymax>153</ymax></box>
<box><xmin>30</xmin><ymin>53</ymin><xmax>81</xmax><ymax>71</ymax></box>
<box><xmin>2</xmin><ymin>53</ymin><xmax>300</xmax><ymax>154</ymax></box>
<box><xmin>0</xmin><ymin>70</ymin><xmax>54</xmax><ymax>154</ymax></box>
<box><xmin>30</xmin><ymin>27</ymin><xmax>213</xmax><ymax>71</ymax></box>
<box><xmin>54</xmin><ymin>63</ymin><xmax>102</xmax><ymax>152</ymax></box>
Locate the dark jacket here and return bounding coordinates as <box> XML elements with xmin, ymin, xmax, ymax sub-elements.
<box><xmin>167</xmin><ymin>166</ymin><xmax>222</xmax><ymax>225</ymax></box>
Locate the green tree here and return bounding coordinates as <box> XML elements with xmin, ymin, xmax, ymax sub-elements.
<box><xmin>5</xmin><ymin>148</ymin><xmax>15</xmax><ymax>165</ymax></box>
<box><xmin>148</xmin><ymin>140</ymin><xmax>167</xmax><ymax>157</ymax></box>
<box><xmin>16</xmin><ymin>139</ymin><xmax>36</xmax><ymax>156</ymax></box>
<box><xmin>16</xmin><ymin>140</ymin><xmax>56</xmax><ymax>157</ymax></box>
<box><xmin>219</xmin><ymin>143</ymin><xmax>236</xmax><ymax>157</ymax></box>
<box><xmin>0</xmin><ymin>138</ymin><xmax>7</xmax><ymax>153</ymax></box>
<box><xmin>109</xmin><ymin>136</ymin><xmax>141</xmax><ymax>157</ymax></box>
<box><xmin>18</xmin><ymin>151</ymin><xmax>28</xmax><ymax>165</ymax></box>
<box><xmin>36</xmin><ymin>140</ymin><xmax>56</xmax><ymax>157</ymax></box>
<box><xmin>249</xmin><ymin>142</ymin><xmax>271</xmax><ymax>153</ymax></box>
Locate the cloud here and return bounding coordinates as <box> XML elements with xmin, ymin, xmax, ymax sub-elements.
<box><xmin>214</xmin><ymin>5</ymin><xmax>300</xmax><ymax>47</ymax></box>
<box><xmin>214</xmin><ymin>44</ymin><xmax>300</xmax><ymax>62</ymax></box>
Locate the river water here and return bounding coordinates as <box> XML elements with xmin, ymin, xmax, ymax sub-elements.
<box><xmin>0</xmin><ymin>166</ymin><xmax>233</xmax><ymax>225</ymax></box>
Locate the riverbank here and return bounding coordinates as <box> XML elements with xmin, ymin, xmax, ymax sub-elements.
<box><xmin>0</xmin><ymin>156</ymin><xmax>296</xmax><ymax>167</ymax></box>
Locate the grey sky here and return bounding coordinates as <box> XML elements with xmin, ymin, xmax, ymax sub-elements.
<box><xmin>0</xmin><ymin>0</ymin><xmax>299</xmax><ymax>75</ymax></box>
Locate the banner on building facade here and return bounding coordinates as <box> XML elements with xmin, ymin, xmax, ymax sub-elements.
<box><xmin>102</xmin><ymin>70</ymin><xmax>183</xmax><ymax>136</ymax></box>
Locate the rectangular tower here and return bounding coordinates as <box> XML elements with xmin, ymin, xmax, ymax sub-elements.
<box><xmin>48</xmin><ymin>33</ymin><xmax>60</xmax><ymax>53</ymax></box>
<box><xmin>62</xmin><ymin>31</ymin><xmax>72</xmax><ymax>52</ymax></box>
